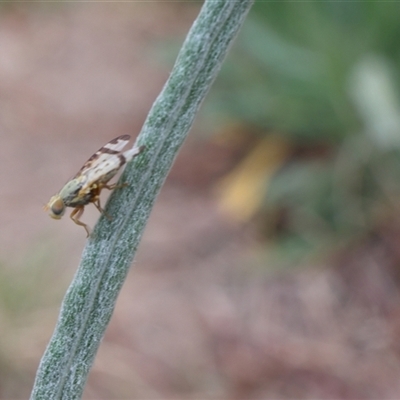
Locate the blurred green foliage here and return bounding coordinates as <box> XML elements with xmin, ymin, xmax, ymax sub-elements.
<box><xmin>206</xmin><ymin>2</ymin><xmax>400</xmax><ymax>262</ymax></box>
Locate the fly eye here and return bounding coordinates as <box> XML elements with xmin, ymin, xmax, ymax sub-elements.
<box><xmin>49</xmin><ymin>197</ymin><xmax>65</xmax><ymax>218</ymax></box>
<box><xmin>51</xmin><ymin>204</ymin><xmax>64</xmax><ymax>216</ymax></box>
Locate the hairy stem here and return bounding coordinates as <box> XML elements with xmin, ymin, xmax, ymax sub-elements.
<box><xmin>30</xmin><ymin>0</ymin><xmax>254</xmax><ymax>399</ymax></box>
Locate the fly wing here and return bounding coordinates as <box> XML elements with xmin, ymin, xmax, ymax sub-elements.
<box><xmin>75</xmin><ymin>135</ymin><xmax>131</xmax><ymax>179</ymax></box>
<box><xmin>79</xmin><ymin>143</ymin><xmax>144</xmax><ymax>191</ymax></box>
<box><xmin>123</xmin><ymin>144</ymin><xmax>145</xmax><ymax>163</ymax></box>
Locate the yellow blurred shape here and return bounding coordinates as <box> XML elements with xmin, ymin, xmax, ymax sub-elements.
<box><xmin>217</xmin><ymin>135</ymin><xmax>290</xmax><ymax>222</ymax></box>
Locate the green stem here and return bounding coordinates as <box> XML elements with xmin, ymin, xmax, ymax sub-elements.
<box><xmin>30</xmin><ymin>1</ymin><xmax>254</xmax><ymax>399</ymax></box>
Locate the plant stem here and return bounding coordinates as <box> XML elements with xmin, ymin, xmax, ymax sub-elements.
<box><xmin>30</xmin><ymin>0</ymin><xmax>254</xmax><ymax>398</ymax></box>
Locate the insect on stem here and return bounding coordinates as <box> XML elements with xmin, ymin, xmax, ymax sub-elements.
<box><xmin>44</xmin><ymin>136</ymin><xmax>145</xmax><ymax>236</ymax></box>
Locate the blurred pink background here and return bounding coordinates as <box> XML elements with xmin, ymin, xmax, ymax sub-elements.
<box><xmin>1</xmin><ymin>3</ymin><xmax>400</xmax><ymax>399</ymax></box>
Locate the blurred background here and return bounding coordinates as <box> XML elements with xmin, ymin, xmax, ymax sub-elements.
<box><xmin>2</xmin><ymin>1</ymin><xmax>400</xmax><ymax>398</ymax></box>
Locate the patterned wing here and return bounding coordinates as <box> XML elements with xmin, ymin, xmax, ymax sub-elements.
<box><xmin>76</xmin><ymin>136</ymin><xmax>144</xmax><ymax>192</ymax></box>
<box><xmin>75</xmin><ymin>134</ymin><xmax>131</xmax><ymax>179</ymax></box>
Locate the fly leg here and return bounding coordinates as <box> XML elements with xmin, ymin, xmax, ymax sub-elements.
<box><xmin>103</xmin><ymin>182</ymin><xmax>128</xmax><ymax>191</ymax></box>
<box><xmin>70</xmin><ymin>206</ymin><xmax>91</xmax><ymax>237</ymax></box>
<box><xmin>94</xmin><ymin>182</ymin><xmax>129</xmax><ymax>220</ymax></box>
<box><xmin>93</xmin><ymin>198</ymin><xmax>112</xmax><ymax>221</ymax></box>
